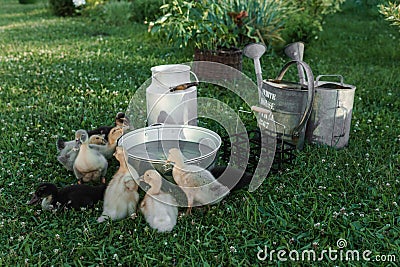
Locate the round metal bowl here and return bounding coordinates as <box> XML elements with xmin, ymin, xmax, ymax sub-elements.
<box><xmin>118</xmin><ymin>124</ymin><xmax>221</xmax><ymax>176</ymax></box>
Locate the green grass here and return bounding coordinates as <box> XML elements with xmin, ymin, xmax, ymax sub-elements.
<box><xmin>0</xmin><ymin>0</ymin><xmax>399</xmax><ymax>265</ymax></box>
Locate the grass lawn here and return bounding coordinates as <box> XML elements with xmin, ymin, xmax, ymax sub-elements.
<box><xmin>0</xmin><ymin>0</ymin><xmax>399</xmax><ymax>265</ymax></box>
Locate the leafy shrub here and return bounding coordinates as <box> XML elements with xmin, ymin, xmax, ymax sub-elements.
<box><xmin>225</xmin><ymin>0</ymin><xmax>295</xmax><ymax>47</ymax></box>
<box><xmin>282</xmin><ymin>0</ymin><xmax>345</xmax><ymax>43</ymax></box>
<box><xmin>379</xmin><ymin>1</ymin><xmax>400</xmax><ymax>29</ymax></box>
<box><xmin>131</xmin><ymin>0</ymin><xmax>170</xmax><ymax>23</ymax></box>
<box><xmin>49</xmin><ymin>0</ymin><xmax>86</xmax><ymax>16</ymax></box>
<box><xmin>149</xmin><ymin>0</ymin><xmax>292</xmax><ymax>50</ymax></box>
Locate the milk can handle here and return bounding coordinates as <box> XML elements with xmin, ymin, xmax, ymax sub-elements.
<box><xmin>152</xmin><ymin>71</ymin><xmax>199</xmax><ymax>91</ymax></box>
<box><xmin>276</xmin><ymin>60</ymin><xmax>315</xmax><ymax>138</ymax></box>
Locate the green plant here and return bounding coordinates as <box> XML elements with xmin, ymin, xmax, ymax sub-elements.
<box><xmin>226</xmin><ymin>0</ymin><xmax>294</xmax><ymax>47</ymax></box>
<box><xmin>149</xmin><ymin>0</ymin><xmax>239</xmax><ymax>50</ymax></box>
<box><xmin>131</xmin><ymin>0</ymin><xmax>170</xmax><ymax>23</ymax></box>
<box><xmin>379</xmin><ymin>1</ymin><xmax>400</xmax><ymax>28</ymax></box>
<box><xmin>150</xmin><ymin>0</ymin><xmax>292</xmax><ymax>50</ymax></box>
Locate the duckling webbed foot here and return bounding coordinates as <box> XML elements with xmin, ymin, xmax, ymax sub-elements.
<box><xmin>186</xmin><ymin>206</ymin><xmax>192</xmax><ymax>215</ymax></box>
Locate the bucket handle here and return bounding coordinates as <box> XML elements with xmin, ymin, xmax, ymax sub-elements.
<box><xmin>315</xmin><ymin>74</ymin><xmax>344</xmax><ymax>86</ymax></box>
<box><xmin>275</xmin><ymin>60</ymin><xmax>315</xmax><ymax>139</ymax></box>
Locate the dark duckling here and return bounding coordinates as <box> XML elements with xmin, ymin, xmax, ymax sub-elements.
<box><xmin>87</xmin><ymin>112</ymin><xmax>130</xmax><ymax>140</ymax></box>
<box><xmin>29</xmin><ymin>183</ymin><xmax>106</xmax><ymax>211</ymax></box>
<box><xmin>210</xmin><ymin>166</ymin><xmax>253</xmax><ymax>192</ymax></box>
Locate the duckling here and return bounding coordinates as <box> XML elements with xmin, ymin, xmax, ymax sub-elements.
<box><xmin>57</xmin><ymin>134</ymin><xmax>107</xmax><ymax>171</ymax></box>
<box><xmin>87</xmin><ymin>112</ymin><xmax>130</xmax><ymax>140</ymax></box>
<box><xmin>90</xmin><ymin>127</ymin><xmax>124</xmax><ymax>159</ymax></box>
<box><xmin>166</xmin><ymin>148</ymin><xmax>230</xmax><ymax>214</ymax></box>
<box><xmin>210</xmin><ymin>165</ymin><xmax>253</xmax><ymax>192</ymax></box>
<box><xmin>97</xmin><ymin>146</ymin><xmax>140</xmax><ymax>222</ymax></box>
<box><xmin>73</xmin><ymin>129</ymin><xmax>108</xmax><ymax>184</ymax></box>
<box><xmin>139</xmin><ymin>170</ymin><xmax>178</xmax><ymax>232</ymax></box>
<box><xmin>28</xmin><ymin>183</ymin><xmax>106</xmax><ymax>211</ymax></box>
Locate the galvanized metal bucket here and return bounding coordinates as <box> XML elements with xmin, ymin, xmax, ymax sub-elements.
<box><xmin>260</xmin><ymin>60</ymin><xmax>315</xmax><ymax>149</ymax></box>
<box><xmin>305</xmin><ymin>75</ymin><xmax>356</xmax><ymax>149</ymax></box>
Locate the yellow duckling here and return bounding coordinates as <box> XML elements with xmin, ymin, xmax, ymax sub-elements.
<box><xmin>140</xmin><ymin>170</ymin><xmax>178</xmax><ymax>232</ymax></box>
<box><xmin>97</xmin><ymin>146</ymin><xmax>140</xmax><ymax>222</ymax></box>
<box><xmin>57</xmin><ymin>134</ymin><xmax>106</xmax><ymax>171</ymax></box>
<box><xmin>73</xmin><ymin>130</ymin><xmax>108</xmax><ymax>184</ymax></box>
<box><xmin>166</xmin><ymin>148</ymin><xmax>229</xmax><ymax>214</ymax></box>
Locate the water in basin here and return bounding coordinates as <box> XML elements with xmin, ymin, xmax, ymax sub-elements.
<box><xmin>127</xmin><ymin>140</ymin><xmax>215</xmax><ymax>161</ymax></box>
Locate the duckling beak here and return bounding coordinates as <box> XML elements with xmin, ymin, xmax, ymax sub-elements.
<box><xmin>28</xmin><ymin>194</ymin><xmax>41</xmax><ymax>205</ymax></box>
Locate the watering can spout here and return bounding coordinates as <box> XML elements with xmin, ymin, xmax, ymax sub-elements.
<box><xmin>243</xmin><ymin>43</ymin><xmax>267</xmax><ymax>90</ymax></box>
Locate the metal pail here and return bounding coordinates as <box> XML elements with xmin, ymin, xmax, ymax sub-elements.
<box><xmin>305</xmin><ymin>75</ymin><xmax>356</xmax><ymax>149</ymax></box>
<box><xmin>260</xmin><ymin>60</ymin><xmax>315</xmax><ymax>149</ymax></box>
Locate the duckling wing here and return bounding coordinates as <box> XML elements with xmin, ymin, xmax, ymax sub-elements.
<box><xmin>192</xmin><ymin>181</ymin><xmax>230</xmax><ymax>205</ymax></box>
<box><xmin>89</xmin><ymin>143</ymin><xmax>115</xmax><ymax>159</ymax></box>
<box><xmin>57</xmin><ymin>147</ymin><xmax>78</xmax><ymax>171</ymax></box>
<box><xmin>180</xmin><ymin>166</ymin><xmax>219</xmax><ymax>187</ymax></box>
<box><xmin>141</xmin><ymin>193</ymin><xmax>178</xmax><ymax>232</ymax></box>
<box><xmin>60</xmin><ymin>185</ymin><xmax>105</xmax><ymax>210</ymax></box>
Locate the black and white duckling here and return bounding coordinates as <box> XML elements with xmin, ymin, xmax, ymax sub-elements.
<box><xmin>97</xmin><ymin>146</ymin><xmax>140</xmax><ymax>222</ymax></box>
<box><xmin>87</xmin><ymin>112</ymin><xmax>130</xmax><ymax>140</ymax></box>
<box><xmin>90</xmin><ymin>126</ymin><xmax>123</xmax><ymax>159</ymax></box>
<box><xmin>166</xmin><ymin>148</ymin><xmax>230</xmax><ymax>214</ymax></box>
<box><xmin>73</xmin><ymin>129</ymin><xmax>108</xmax><ymax>184</ymax></box>
<box><xmin>139</xmin><ymin>170</ymin><xmax>178</xmax><ymax>232</ymax></box>
<box><xmin>210</xmin><ymin>165</ymin><xmax>253</xmax><ymax>192</ymax></box>
<box><xmin>57</xmin><ymin>134</ymin><xmax>107</xmax><ymax>171</ymax></box>
<box><xmin>29</xmin><ymin>183</ymin><xmax>106</xmax><ymax>211</ymax></box>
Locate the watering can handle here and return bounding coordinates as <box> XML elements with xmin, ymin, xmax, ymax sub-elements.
<box><xmin>315</xmin><ymin>74</ymin><xmax>344</xmax><ymax>86</ymax></box>
<box><xmin>276</xmin><ymin>60</ymin><xmax>315</xmax><ymax>138</ymax></box>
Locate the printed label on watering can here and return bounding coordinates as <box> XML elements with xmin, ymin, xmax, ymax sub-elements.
<box><xmin>260</xmin><ymin>89</ymin><xmax>276</xmax><ymax>110</ymax></box>
<box><xmin>259</xmin><ymin>60</ymin><xmax>315</xmax><ymax>150</ymax></box>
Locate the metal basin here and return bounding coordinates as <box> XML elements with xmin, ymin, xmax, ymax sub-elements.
<box><xmin>118</xmin><ymin>125</ymin><xmax>221</xmax><ymax>176</ymax></box>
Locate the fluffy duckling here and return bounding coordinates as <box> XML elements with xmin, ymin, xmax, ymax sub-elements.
<box><xmin>210</xmin><ymin>166</ymin><xmax>253</xmax><ymax>192</ymax></box>
<box><xmin>139</xmin><ymin>170</ymin><xmax>178</xmax><ymax>233</ymax></box>
<box><xmin>73</xmin><ymin>129</ymin><xmax>108</xmax><ymax>184</ymax></box>
<box><xmin>167</xmin><ymin>148</ymin><xmax>230</xmax><ymax>214</ymax></box>
<box><xmin>87</xmin><ymin>112</ymin><xmax>130</xmax><ymax>140</ymax></box>
<box><xmin>57</xmin><ymin>134</ymin><xmax>107</xmax><ymax>171</ymax></box>
<box><xmin>90</xmin><ymin>126</ymin><xmax>124</xmax><ymax>159</ymax></box>
<box><xmin>97</xmin><ymin>146</ymin><xmax>140</xmax><ymax>222</ymax></box>
<box><xmin>29</xmin><ymin>183</ymin><xmax>106</xmax><ymax>211</ymax></box>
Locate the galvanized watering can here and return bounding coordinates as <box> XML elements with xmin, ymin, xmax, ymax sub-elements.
<box><xmin>283</xmin><ymin>42</ymin><xmax>356</xmax><ymax>149</ymax></box>
<box><xmin>244</xmin><ymin>43</ymin><xmax>315</xmax><ymax>150</ymax></box>
<box><xmin>305</xmin><ymin>75</ymin><xmax>356</xmax><ymax>148</ymax></box>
